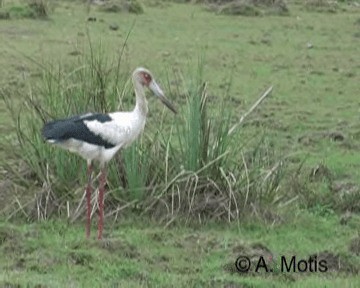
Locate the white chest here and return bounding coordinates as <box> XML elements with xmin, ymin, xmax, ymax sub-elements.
<box><xmin>109</xmin><ymin>111</ymin><xmax>146</xmax><ymax>147</ymax></box>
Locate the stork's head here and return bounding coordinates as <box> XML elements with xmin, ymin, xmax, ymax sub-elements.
<box><xmin>133</xmin><ymin>67</ymin><xmax>177</xmax><ymax>114</ymax></box>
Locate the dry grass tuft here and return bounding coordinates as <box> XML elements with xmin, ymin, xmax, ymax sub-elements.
<box><xmin>96</xmin><ymin>0</ymin><xmax>144</xmax><ymax>14</ymax></box>
<box><xmin>205</xmin><ymin>0</ymin><xmax>289</xmax><ymax>16</ymax></box>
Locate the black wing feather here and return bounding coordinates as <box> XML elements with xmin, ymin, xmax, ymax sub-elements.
<box><xmin>42</xmin><ymin>113</ymin><xmax>116</xmax><ymax>149</ymax></box>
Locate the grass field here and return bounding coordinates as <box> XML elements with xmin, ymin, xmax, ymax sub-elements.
<box><xmin>0</xmin><ymin>0</ymin><xmax>359</xmax><ymax>287</ymax></box>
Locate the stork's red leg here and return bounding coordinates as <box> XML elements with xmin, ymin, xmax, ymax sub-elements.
<box><xmin>86</xmin><ymin>162</ymin><xmax>93</xmax><ymax>239</ymax></box>
<box><xmin>98</xmin><ymin>166</ymin><xmax>106</xmax><ymax>240</ymax></box>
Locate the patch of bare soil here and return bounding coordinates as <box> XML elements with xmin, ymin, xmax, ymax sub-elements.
<box><xmin>206</xmin><ymin>0</ymin><xmax>289</xmax><ymax>16</ymax></box>
<box><xmin>309</xmin><ymin>164</ymin><xmax>333</xmax><ymax>182</ymax></box>
<box><xmin>330</xmin><ymin>180</ymin><xmax>360</xmax><ymax>213</ymax></box>
<box><xmin>146</xmin><ymin>231</ymin><xmax>168</xmax><ymax>243</ymax></box>
<box><xmin>68</xmin><ymin>250</ymin><xmax>94</xmax><ymax>266</ymax></box>
<box><xmin>0</xmin><ymin>226</ymin><xmax>24</xmax><ymax>256</ymax></box>
<box><xmin>224</xmin><ymin>241</ymin><xmax>275</xmax><ymax>275</ymax></box>
<box><xmin>70</xmin><ymin>237</ymin><xmax>140</xmax><ymax>259</ymax></box>
<box><xmin>339</xmin><ymin>211</ymin><xmax>352</xmax><ymax>225</ymax></box>
<box><xmin>308</xmin><ymin>251</ymin><xmax>358</xmax><ymax>274</ymax></box>
<box><xmin>99</xmin><ymin>238</ymin><xmax>140</xmax><ymax>259</ymax></box>
<box><xmin>225</xmin><ymin>241</ymin><xmax>359</xmax><ymax>279</ymax></box>
<box><xmin>305</xmin><ymin>169</ymin><xmax>360</xmax><ymax>213</ymax></box>
<box><xmin>349</xmin><ymin>236</ymin><xmax>360</xmax><ymax>256</ymax></box>
<box><xmin>92</xmin><ymin>0</ymin><xmax>144</xmax><ymax>14</ymax></box>
<box><xmin>298</xmin><ymin>130</ymin><xmax>346</xmax><ymax>146</ymax></box>
<box><xmin>174</xmin><ymin>233</ymin><xmax>224</xmax><ymax>254</ymax></box>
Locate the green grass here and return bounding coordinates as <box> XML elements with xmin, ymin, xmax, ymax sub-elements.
<box><xmin>1</xmin><ymin>213</ymin><xmax>359</xmax><ymax>287</ymax></box>
<box><xmin>0</xmin><ymin>0</ymin><xmax>359</xmax><ymax>286</ymax></box>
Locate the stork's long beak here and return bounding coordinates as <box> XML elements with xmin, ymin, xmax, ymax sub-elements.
<box><xmin>149</xmin><ymin>80</ymin><xmax>177</xmax><ymax>114</ymax></box>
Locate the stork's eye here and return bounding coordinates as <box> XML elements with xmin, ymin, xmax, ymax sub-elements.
<box><xmin>141</xmin><ymin>72</ymin><xmax>152</xmax><ymax>86</ymax></box>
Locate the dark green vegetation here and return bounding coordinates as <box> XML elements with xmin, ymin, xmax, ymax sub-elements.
<box><xmin>0</xmin><ymin>0</ymin><xmax>359</xmax><ymax>286</ymax></box>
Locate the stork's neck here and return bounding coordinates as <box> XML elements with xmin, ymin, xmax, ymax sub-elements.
<box><xmin>133</xmin><ymin>80</ymin><xmax>149</xmax><ymax>117</ymax></box>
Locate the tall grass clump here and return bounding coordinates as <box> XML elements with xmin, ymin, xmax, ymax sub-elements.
<box><xmin>140</xmin><ymin>63</ymin><xmax>290</xmax><ymax>224</ymax></box>
<box><xmin>1</xmin><ymin>39</ymin><xmax>292</xmax><ymax>224</ymax></box>
<box><xmin>1</xmin><ymin>38</ymin><xmax>132</xmax><ymax>219</ymax></box>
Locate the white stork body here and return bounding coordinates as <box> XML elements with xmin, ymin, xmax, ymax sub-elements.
<box><xmin>50</xmin><ymin>110</ymin><xmax>146</xmax><ymax>164</ymax></box>
<box><xmin>42</xmin><ymin>67</ymin><xmax>176</xmax><ymax>240</ymax></box>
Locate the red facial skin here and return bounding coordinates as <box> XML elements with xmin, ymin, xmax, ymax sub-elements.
<box><xmin>140</xmin><ymin>72</ymin><xmax>152</xmax><ymax>86</ymax></box>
